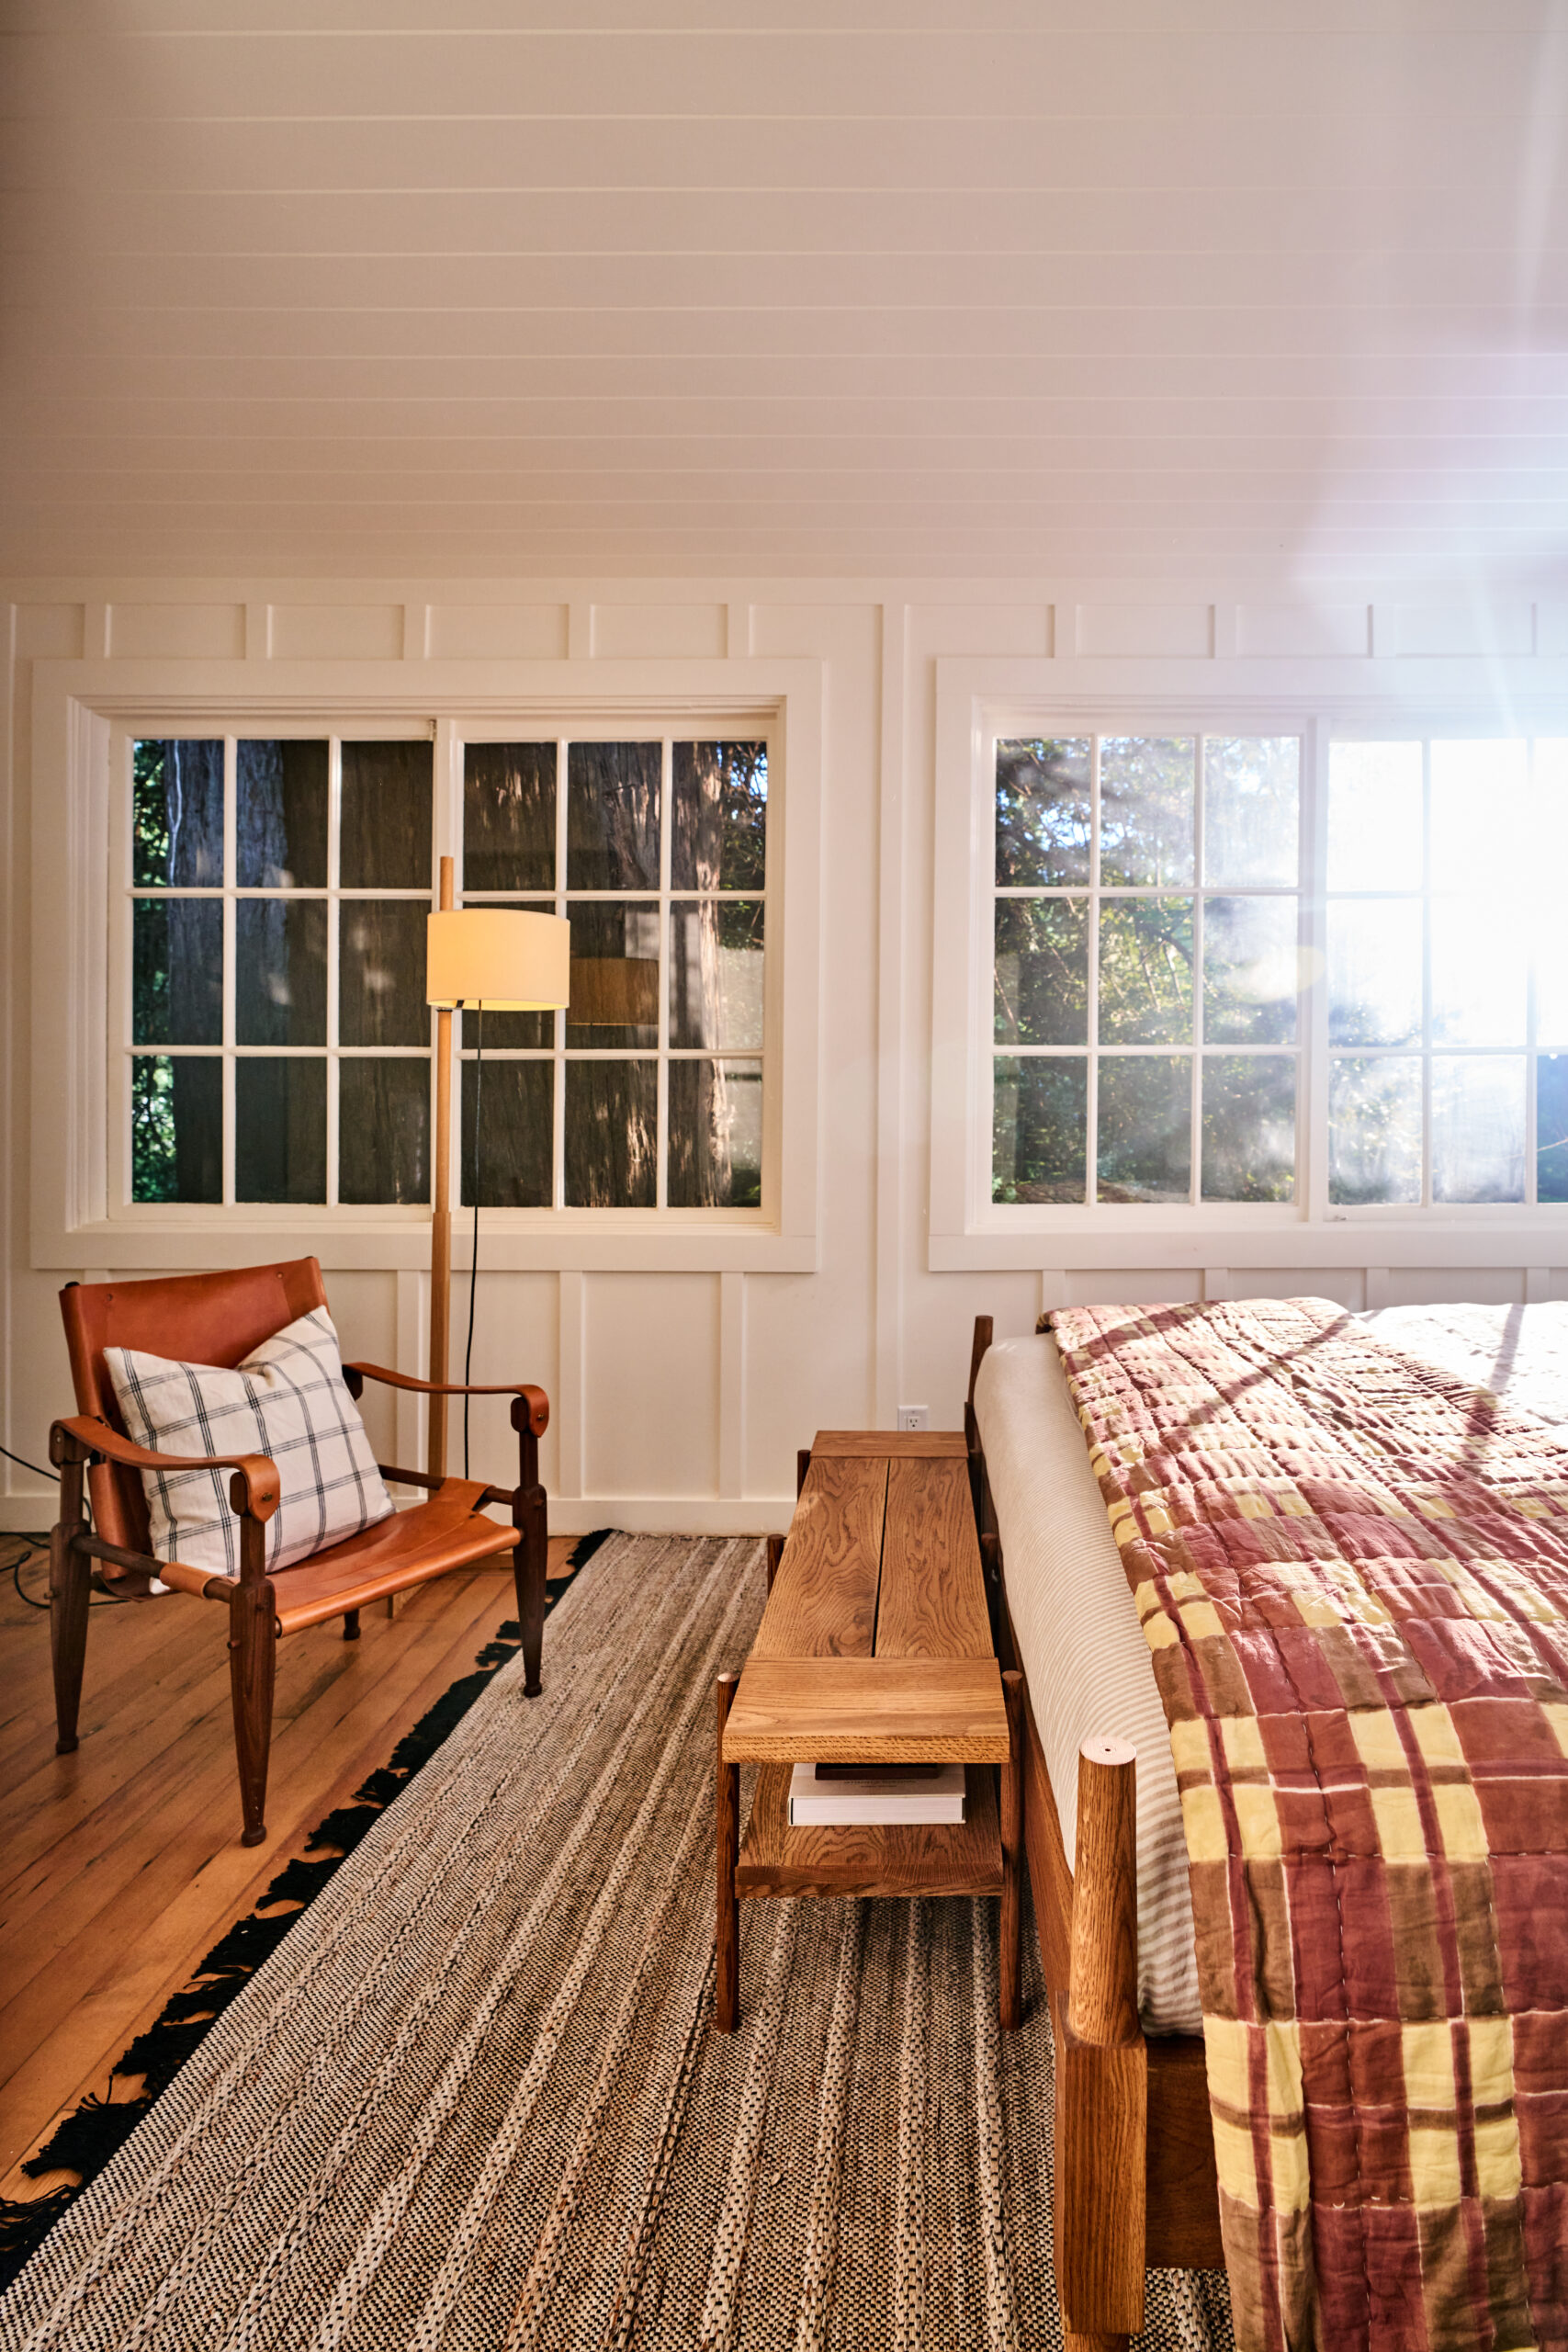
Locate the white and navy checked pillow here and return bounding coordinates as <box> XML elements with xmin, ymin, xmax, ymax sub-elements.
<box><xmin>104</xmin><ymin>1307</ymin><xmax>393</xmax><ymax>1577</ymax></box>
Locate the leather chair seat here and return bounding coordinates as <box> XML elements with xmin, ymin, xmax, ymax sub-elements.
<box><xmin>270</xmin><ymin>1478</ymin><xmax>518</xmax><ymax>1633</ymax></box>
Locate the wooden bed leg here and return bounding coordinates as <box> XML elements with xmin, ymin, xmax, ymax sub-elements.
<box><xmin>716</xmin><ymin>1671</ymin><xmax>740</xmax><ymax>2032</ymax></box>
<box><xmin>1054</xmin><ymin>1736</ymin><xmax>1146</xmax><ymax>2350</ymax></box>
<box><xmin>999</xmin><ymin>1668</ymin><xmax>1024</xmax><ymax>2030</ymax></box>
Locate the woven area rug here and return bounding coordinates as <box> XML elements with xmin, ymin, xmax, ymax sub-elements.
<box><xmin>0</xmin><ymin>1532</ymin><xmax>1232</xmax><ymax>2352</ymax></box>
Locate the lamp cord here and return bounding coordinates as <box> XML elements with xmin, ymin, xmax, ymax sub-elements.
<box><xmin>463</xmin><ymin>1003</ymin><xmax>484</xmax><ymax>1479</ymax></box>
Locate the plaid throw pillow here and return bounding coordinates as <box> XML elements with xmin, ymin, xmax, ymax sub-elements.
<box><xmin>104</xmin><ymin>1307</ymin><xmax>394</xmax><ymax>1577</ymax></box>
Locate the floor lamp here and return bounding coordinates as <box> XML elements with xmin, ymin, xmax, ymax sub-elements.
<box><xmin>425</xmin><ymin>856</ymin><xmax>570</xmax><ymax>1481</ymax></box>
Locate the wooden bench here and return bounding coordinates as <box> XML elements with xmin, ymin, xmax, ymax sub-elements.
<box><xmin>716</xmin><ymin>1429</ymin><xmax>1024</xmax><ymax>2032</ymax></box>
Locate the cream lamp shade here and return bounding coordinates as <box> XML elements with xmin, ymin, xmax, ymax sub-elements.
<box><xmin>426</xmin><ymin>908</ymin><xmax>571</xmax><ymax>1009</ymax></box>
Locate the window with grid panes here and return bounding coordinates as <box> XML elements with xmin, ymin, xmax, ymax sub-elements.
<box><xmin>990</xmin><ymin>733</ymin><xmax>1302</xmax><ymax>1204</ymax></box>
<box><xmin>459</xmin><ymin>737</ymin><xmax>767</xmax><ymax>1209</ymax></box>
<box><xmin>1325</xmin><ymin>737</ymin><xmax>1568</xmax><ymax>1206</ymax></box>
<box><xmin>129</xmin><ymin>736</ymin><xmax>434</xmax><ymax>1206</ymax></box>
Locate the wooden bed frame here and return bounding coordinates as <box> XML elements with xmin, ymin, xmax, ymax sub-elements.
<box><xmin>964</xmin><ymin>1316</ymin><xmax>1224</xmax><ymax>2349</ymax></box>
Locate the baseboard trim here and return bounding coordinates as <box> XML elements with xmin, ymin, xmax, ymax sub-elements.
<box><xmin>1</xmin><ymin>1494</ymin><xmax>793</xmax><ymax>1539</ymax></box>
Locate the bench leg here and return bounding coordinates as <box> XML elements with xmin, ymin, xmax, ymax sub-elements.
<box><xmin>999</xmin><ymin>1668</ymin><xmax>1024</xmax><ymax>2030</ymax></box>
<box><xmin>716</xmin><ymin>1671</ymin><xmax>740</xmax><ymax>2031</ymax></box>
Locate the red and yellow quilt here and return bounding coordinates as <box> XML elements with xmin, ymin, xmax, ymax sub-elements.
<box><xmin>1050</xmin><ymin>1296</ymin><xmax>1568</xmax><ymax>2352</ymax></box>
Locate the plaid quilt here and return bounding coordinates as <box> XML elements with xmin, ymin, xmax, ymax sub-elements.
<box><xmin>1048</xmin><ymin>1296</ymin><xmax>1568</xmax><ymax>2352</ymax></box>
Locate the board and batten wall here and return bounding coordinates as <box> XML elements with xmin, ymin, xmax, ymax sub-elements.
<box><xmin>6</xmin><ymin>579</ymin><xmax>1568</xmax><ymax>1536</ymax></box>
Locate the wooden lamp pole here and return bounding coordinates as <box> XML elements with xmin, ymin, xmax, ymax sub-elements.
<box><xmin>424</xmin><ymin>871</ymin><xmax>570</xmax><ymax>1487</ymax></box>
<box><xmin>428</xmin><ymin>854</ymin><xmax>456</xmax><ymax>1481</ymax></box>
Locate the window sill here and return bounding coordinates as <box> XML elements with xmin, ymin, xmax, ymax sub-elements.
<box><xmin>930</xmin><ymin>1218</ymin><xmax>1568</xmax><ymax>1272</ymax></box>
<box><xmin>35</xmin><ymin>1213</ymin><xmax>818</xmax><ymax>1276</ymax></box>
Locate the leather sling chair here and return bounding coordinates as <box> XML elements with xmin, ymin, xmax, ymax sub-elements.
<box><xmin>47</xmin><ymin>1257</ymin><xmax>549</xmax><ymax>1847</ymax></box>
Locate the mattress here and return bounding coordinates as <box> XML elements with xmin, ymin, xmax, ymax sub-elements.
<box><xmin>975</xmin><ymin>1301</ymin><xmax>1568</xmax><ymax>2039</ymax></box>
<box><xmin>973</xmin><ymin>1333</ymin><xmax>1202</xmax><ymax>2034</ymax></box>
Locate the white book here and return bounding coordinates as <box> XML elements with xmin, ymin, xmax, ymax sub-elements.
<box><xmin>787</xmin><ymin>1760</ymin><xmax>966</xmax><ymax>1826</ymax></box>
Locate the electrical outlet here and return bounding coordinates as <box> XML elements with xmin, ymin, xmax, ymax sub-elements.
<box><xmin>897</xmin><ymin>1405</ymin><xmax>930</xmax><ymax>1431</ymax></box>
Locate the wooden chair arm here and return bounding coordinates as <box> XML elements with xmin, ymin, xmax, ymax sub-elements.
<box><xmin>51</xmin><ymin>1414</ymin><xmax>282</xmax><ymax>1523</ymax></box>
<box><xmin>344</xmin><ymin>1363</ymin><xmax>549</xmax><ymax>1436</ymax></box>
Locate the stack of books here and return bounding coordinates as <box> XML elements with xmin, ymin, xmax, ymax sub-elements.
<box><xmin>787</xmin><ymin>1759</ymin><xmax>966</xmax><ymax>1826</ymax></box>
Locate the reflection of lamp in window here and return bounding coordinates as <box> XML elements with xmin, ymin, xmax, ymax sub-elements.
<box><xmin>567</xmin><ymin>955</ymin><xmax>660</xmax><ymax>1029</ymax></box>
<box><xmin>425</xmin><ymin>858</ymin><xmax>570</xmax><ymax>1477</ymax></box>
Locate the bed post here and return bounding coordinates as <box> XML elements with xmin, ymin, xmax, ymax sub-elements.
<box><xmin>1054</xmin><ymin>1736</ymin><xmax>1146</xmax><ymax>2351</ymax></box>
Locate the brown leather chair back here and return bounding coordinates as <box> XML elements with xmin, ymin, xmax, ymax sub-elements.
<box><xmin>59</xmin><ymin>1258</ymin><xmax>330</xmax><ymax>1550</ymax></box>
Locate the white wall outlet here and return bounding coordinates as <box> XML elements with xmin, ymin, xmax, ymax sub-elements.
<box><xmin>896</xmin><ymin>1405</ymin><xmax>930</xmax><ymax>1431</ymax></box>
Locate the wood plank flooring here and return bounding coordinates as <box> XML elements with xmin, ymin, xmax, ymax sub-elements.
<box><xmin>0</xmin><ymin>1531</ymin><xmax>577</xmax><ymax>2210</ymax></box>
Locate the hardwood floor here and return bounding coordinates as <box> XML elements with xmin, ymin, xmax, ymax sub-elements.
<box><xmin>0</xmin><ymin>1532</ymin><xmax>578</xmax><ymax>2209</ymax></box>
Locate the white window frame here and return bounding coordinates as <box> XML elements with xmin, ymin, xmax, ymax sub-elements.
<box><xmin>31</xmin><ymin>656</ymin><xmax>824</xmax><ymax>1273</ymax></box>
<box><xmin>931</xmin><ymin>657</ymin><xmax>1568</xmax><ymax>1277</ymax></box>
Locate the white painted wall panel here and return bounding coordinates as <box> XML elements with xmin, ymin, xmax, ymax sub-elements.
<box><xmin>1228</xmin><ymin>1270</ymin><xmax>1368</xmax><ymax>1311</ymax></box>
<box><xmin>592</xmin><ymin>604</ymin><xmax>726</xmax><ymax>660</ymax></box>
<box><xmin>1384</xmin><ymin>1268</ymin><xmax>1528</xmax><ymax>1308</ymax></box>
<box><xmin>322</xmin><ymin>1268</ymin><xmax>400</xmax><ymax>1466</ymax></box>
<box><xmin>1392</xmin><ymin>603</ymin><xmax>1535</xmax><ymax>659</ymax></box>
<box><xmin>1078</xmin><ymin>605</ymin><xmax>1213</xmax><ymax>659</ymax></box>
<box><xmin>446</xmin><ymin>1271</ymin><xmax>561</xmax><ymax>1498</ymax></box>
<box><xmin>429</xmin><ymin>604</ymin><xmax>568</xmax><ymax>661</ymax></box>
<box><xmin>107</xmin><ymin>603</ymin><xmax>244</xmax><ymax>660</ymax></box>
<box><xmin>583</xmin><ymin>1272</ymin><xmax>720</xmax><ymax>1499</ymax></box>
<box><xmin>1237</xmin><ymin>604</ymin><xmax>1370</xmax><ymax>660</ymax></box>
<box><xmin>268</xmin><ymin>604</ymin><xmax>404</xmax><ymax>661</ymax></box>
<box><xmin>15</xmin><ymin>605</ymin><xmax>84</xmax><ymax>661</ymax></box>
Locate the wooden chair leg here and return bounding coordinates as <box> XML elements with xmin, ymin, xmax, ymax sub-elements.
<box><xmin>716</xmin><ymin>1672</ymin><xmax>740</xmax><ymax>2031</ymax></box>
<box><xmin>228</xmin><ymin>1576</ymin><xmax>277</xmax><ymax>1848</ymax></box>
<box><xmin>49</xmin><ymin>1446</ymin><xmax>90</xmax><ymax>1757</ymax></box>
<box><xmin>343</xmin><ymin>1609</ymin><xmax>361</xmax><ymax>1641</ymax></box>
<box><xmin>999</xmin><ymin>1668</ymin><xmax>1024</xmax><ymax>2030</ymax></box>
<box><xmin>512</xmin><ymin>1486</ymin><xmax>547</xmax><ymax>1699</ymax></box>
<box><xmin>511</xmin><ymin>1401</ymin><xmax>547</xmax><ymax>1698</ymax></box>
<box><xmin>764</xmin><ymin>1533</ymin><xmax>784</xmax><ymax>1592</ymax></box>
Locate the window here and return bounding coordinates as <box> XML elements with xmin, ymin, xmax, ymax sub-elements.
<box><xmin>128</xmin><ymin>735</ymin><xmax>435</xmax><ymax>1208</ymax></box>
<box><xmin>991</xmin><ymin>734</ymin><xmax>1301</xmax><ymax>1205</ymax></box>
<box><xmin>1325</xmin><ymin>737</ymin><xmax>1568</xmax><ymax>1207</ymax></box>
<box><xmin>459</xmin><ymin>735</ymin><xmax>767</xmax><ymax>1210</ymax></box>
<box><xmin>121</xmin><ymin>728</ymin><xmax>770</xmax><ymax>1216</ymax></box>
<box><xmin>946</xmin><ymin>699</ymin><xmax>1568</xmax><ymax>1240</ymax></box>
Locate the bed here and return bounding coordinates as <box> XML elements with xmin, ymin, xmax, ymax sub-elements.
<box><xmin>965</xmin><ymin>1299</ymin><xmax>1568</xmax><ymax>2346</ymax></box>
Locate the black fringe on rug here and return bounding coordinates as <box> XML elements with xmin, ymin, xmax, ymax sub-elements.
<box><xmin>0</xmin><ymin>1531</ymin><xmax>616</xmax><ymax>2291</ymax></box>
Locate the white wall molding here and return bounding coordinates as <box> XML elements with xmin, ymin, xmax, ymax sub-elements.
<box><xmin>874</xmin><ymin>600</ymin><xmax>908</xmax><ymax>1425</ymax></box>
<box><xmin>718</xmin><ymin>1270</ymin><xmax>747</xmax><ymax>1497</ymax></box>
<box><xmin>9</xmin><ymin>577</ymin><xmax>1568</xmax><ymax>1524</ymax></box>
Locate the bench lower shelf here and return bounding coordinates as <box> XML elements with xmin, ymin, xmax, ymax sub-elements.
<box><xmin>735</xmin><ymin>1761</ymin><xmax>1003</xmax><ymax>1899</ymax></box>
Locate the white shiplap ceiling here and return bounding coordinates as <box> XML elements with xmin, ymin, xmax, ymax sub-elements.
<box><xmin>5</xmin><ymin>1</ymin><xmax>1568</xmax><ymax>581</ymax></box>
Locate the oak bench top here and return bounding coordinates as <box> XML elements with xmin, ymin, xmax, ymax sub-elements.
<box><xmin>725</xmin><ymin>1430</ymin><xmax>1008</xmax><ymax>1766</ymax></box>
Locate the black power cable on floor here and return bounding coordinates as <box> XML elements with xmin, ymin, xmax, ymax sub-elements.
<box><xmin>1</xmin><ymin>1439</ymin><xmax>127</xmax><ymax>1609</ymax></box>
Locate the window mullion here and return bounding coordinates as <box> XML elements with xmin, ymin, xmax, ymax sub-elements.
<box><xmin>326</xmin><ymin>735</ymin><xmax>342</xmax><ymax>1209</ymax></box>
<box><xmin>221</xmin><ymin>738</ymin><xmax>236</xmax><ymax>1207</ymax></box>
<box><xmin>1527</xmin><ymin>738</ymin><xmax>1540</xmax><ymax>1206</ymax></box>
<box><xmin>553</xmin><ymin>736</ymin><xmax>568</xmax><ymax>1212</ymax></box>
<box><xmin>656</xmin><ymin>737</ymin><xmax>671</xmax><ymax>1209</ymax></box>
<box><xmin>1087</xmin><ymin>736</ymin><xmax>1100</xmax><ymax>1203</ymax></box>
<box><xmin>1191</xmin><ymin>738</ymin><xmax>1205</xmax><ymax>1206</ymax></box>
<box><xmin>1421</xmin><ymin>740</ymin><xmax>1433</xmax><ymax>1209</ymax></box>
<box><xmin>1304</xmin><ymin>717</ymin><xmax>1331</xmax><ymax>1223</ymax></box>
